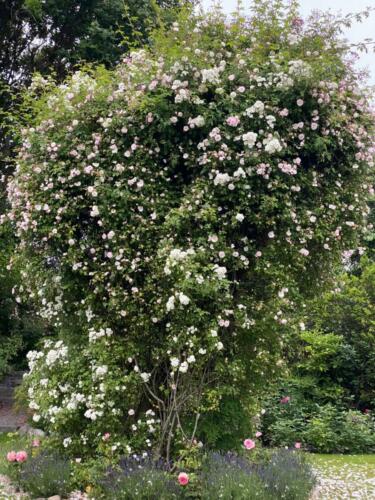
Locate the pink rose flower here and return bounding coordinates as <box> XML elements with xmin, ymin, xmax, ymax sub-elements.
<box><xmin>32</xmin><ymin>439</ymin><xmax>40</xmax><ymax>447</ymax></box>
<box><xmin>280</xmin><ymin>396</ymin><xmax>291</xmax><ymax>404</ymax></box>
<box><xmin>243</xmin><ymin>438</ymin><xmax>256</xmax><ymax>450</ymax></box>
<box><xmin>103</xmin><ymin>433</ymin><xmax>111</xmax><ymax>441</ymax></box>
<box><xmin>226</xmin><ymin>116</ymin><xmax>240</xmax><ymax>127</ymax></box>
<box><xmin>295</xmin><ymin>442</ymin><xmax>302</xmax><ymax>449</ymax></box>
<box><xmin>178</xmin><ymin>472</ymin><xmax>189</xmax><ymax>486</ymax></box>
<box><xmin>16</xmin><ymin>451</ymin><xmax>28</xmax><ymax>463</ymax></box>
<box><xmin>255</xmin><ymin>431</ymin><xmax>262</xmax><ymax>438</ymax></box>
<box><xmin>7</xmin><ymin>451</ymin><xmax>17</xmax><ymax>462</ymax></box>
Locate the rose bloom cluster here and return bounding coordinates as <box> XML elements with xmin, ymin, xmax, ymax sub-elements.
<box><xmin>7</xmin><ymin>450</ymin><xmax>28</xmax><ymax>463</ymax></box>
<box><xmin>5</xmin><ymin>4</ymin><xmax>374</xmax><ymax>459</ymax></box>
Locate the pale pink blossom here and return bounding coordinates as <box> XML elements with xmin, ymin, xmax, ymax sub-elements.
<box><xmin>7</xmin><ymin>451</ymin><xmax>17</xmax><ymax>462</ymax></box>
<box><xmin>255</xmin><ymin>431</ymin><xmax>262</xmax><ymax>438</ymax></box>
<box><xmin>226</xmin><ymin>116</ymin><xmax>240</xmax><ymax>127</ymax></box>
<box><xmin>295</xmin><ymin>442</ymin><xmax>301</xmax><ymax>449</ymax></box>
<box><xmin>243</xmin><ymin>438</ymin><xmax>256</xmax><ymax>450</ymax></box>
<box><xmin>16</xmin><ymin>451</ymin><xmax>28</xmax><ymax>463</ymax></box>
<box><xmin>280</xmin><ymin>396</ymin><xmax>291</xmax><ymax>404</ymax></box>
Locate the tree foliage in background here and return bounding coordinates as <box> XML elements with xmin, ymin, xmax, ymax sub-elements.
<box><xmin>261</xmin><ymin>258</ymin><xmax>375</xmax><ymax>452</ymax></box>
<box><xmin>7</xmin><ymin>0</ymin><xmax>374</xmax><ymax>460</ymax></box>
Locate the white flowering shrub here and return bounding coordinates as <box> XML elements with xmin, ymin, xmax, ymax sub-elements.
<box><xmin>6</xmin><ymin>2</ymin><xmax>374</xmax><ymax>459</ymax></box>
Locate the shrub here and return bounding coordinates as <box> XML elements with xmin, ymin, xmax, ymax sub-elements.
<box><xmin>7</xmin><ymin>0</ymin><xmax>374</xmax><ymax>460</ymax></box>
<box><xmin>338</xmin><ymin>410</ymin><xmax>375</xmax><ymax>453</ymax></box>
<box><xmin>262</xmin><ymin>397</ymin><xmax>375</xmax><ymax>453</ymax></box>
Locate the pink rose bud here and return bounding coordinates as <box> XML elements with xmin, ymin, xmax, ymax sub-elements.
<box><xmin>243</xmin><ymin>438</ymin><xmax>256</xmax><ymax>450</ymax></box>
<box><xmin>255</xmin><ymin>431</ymin><xmax>262</xmax><ymax>438</ymax></box>
<box><xmin>103</xmin><ymin>433</ymin><xmax>111</xmax><ymax>441</ymax></box>
<box><xmin>32</xmin><ymin>439</ymin><xmax>40</xmax><ymax>447</ymax></box>
<box><xmin>16</xmin><ymin>451</ymin><xmax>28</xmax><ymax>463</ymax></box>
<box><xmin>178</xmin><ymin>472</ymin><xmax>189</xmax><ymax>486</ymax></box>
<box><xmin>280</xmin><ymin>396</ymin><xmax>291</xmax><ymax>404</ymax></box>
<box><xmin>7</xmin><ymin>451</ymin><xmax>17</xmax><ymax>462</ymax></box>
<box><xmin>295</xmin><ymin>442</ymin><xmax>301</xmax><ymax>449</ymax></box>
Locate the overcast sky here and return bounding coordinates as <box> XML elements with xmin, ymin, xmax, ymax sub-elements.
<box><xmin>201</xmin><ymin>1</ymin><xmax>375</xmax><ymax>86</ymax></box>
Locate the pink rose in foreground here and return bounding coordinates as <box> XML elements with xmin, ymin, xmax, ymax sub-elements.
<box><xmin>103</xmin><ymin>433</ymin><xmax>111</xmax><ymax>441</ymax></box>
<box><xmin>226</xmin><ymin>116</ymin><xmax>240</xmax><ymax>127</ymax></box>
<box><xmin>295</xmin><ymin>442</ymin><xmax>301</xmax><ymax>449</ymax></box>
<box><xmin>280</xmin><ymin>396</ymin><xmax>291</xmax><ymax>404</ymax></box>
<box><xmin>243</xmin><ymin>439</ymin><xmax>256</xmax><ymax>450</ymax></box>
<box><xmin>178</xmin><ymin>472</ymin><xmax>189</xmax><ymax>486</ymax></box>
<box><xmin>6</xmin><ymin>451</ymin><xmax>17</xmax><ymax>462</ymax></box>
<box><xmin>255</xmin><ymin>431</ymin><xmax>262</xmax><ymax>438</ymax></box>
<box><xmin>16</xmin><ymin>451</ymin><xmax>28</xmax><ymax>463</ymax></box>
<box><xmin>32</xmin><ymin>439</ymin><xmax>40</xmax><ymax>447</ymax></box>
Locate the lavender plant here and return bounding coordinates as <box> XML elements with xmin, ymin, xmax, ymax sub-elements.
<box><xmin>18</xmin><ymin>450</ymin><xmax>72</xmax><ymax>498</ymax></box>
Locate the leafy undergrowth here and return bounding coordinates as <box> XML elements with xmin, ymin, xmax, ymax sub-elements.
<box><xmin>309</xmin><ymin>454</ymin><xmax>375</xmax><ymax>499</ymax></box>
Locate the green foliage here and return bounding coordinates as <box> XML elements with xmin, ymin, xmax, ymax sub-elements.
<box><xmin>304</xmin><ymin>406</ymin><xmax>375</xmax><ymax>454</ymax></box>
<box><xmin>0</xmin><ymin>221</ymin><xmax>46</xmax><ymax>379</ymax></box>
<box><xmin>262</xmin><ymin>395</ymin><xmax>375</xmax><ymax>453</ymax></box>
<box><xmin>197</xmin><ymin>396</ymin><xmax>253</xmax><ymax>451</ymax></box>
<box><xmin>309</xmin><ymin>259</ymin><xmax>375</xmax><ymax>408</ymax></box>
<box><xmin>262</xmin><ymin>258</ymin><xmax>375</xmax><ymax>453</ymax></box>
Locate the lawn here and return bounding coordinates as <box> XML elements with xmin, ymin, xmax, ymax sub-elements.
<box><xmin>309</xmin><ymin>454</ymin><xmax>375</xmax><ymax>499</ymax></box>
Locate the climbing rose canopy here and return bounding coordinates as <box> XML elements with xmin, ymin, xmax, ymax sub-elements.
<box><xmin>6</xmin><ymin>3</ymin><xmax>374</xmax><ymax>458</ymax></box>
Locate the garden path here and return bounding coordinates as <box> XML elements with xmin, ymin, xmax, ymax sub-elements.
<box><xmin>311</xmin><ymin>455</ymin><xmax>375</xmax><ymax>499</ymax></box>
<box><xmin>0</xmin><ymin>372</ymin><xmax>27</xmax><ymax>433</ymax></box>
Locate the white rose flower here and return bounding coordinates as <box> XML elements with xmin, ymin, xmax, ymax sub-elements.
<box><xmin>242</xmin><ymin>131</ymin><xmax>258</xmax><ymax>147</ymax></box>
<box><xmin>178</xmin><ymin>293</ymin><xmax>190</xmax><ymax>306</ymax></box>
<box><xmin>179</xmin><ymin>361</ymin><xmax>189</xmax><ymax>373</ymax></box>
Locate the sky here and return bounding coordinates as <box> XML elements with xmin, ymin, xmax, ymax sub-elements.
<box><xmin>201</xmin><ymin>0</ymin><xmax>375</xmax><ymax>86</ymax></box>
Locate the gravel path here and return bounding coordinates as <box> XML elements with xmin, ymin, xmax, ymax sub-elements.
<box><xmin>0</xmin><ymin>474</ymin><xmax>27</xmax><ymax>499</ymax></box>
<box><xmin>312</xmin><ymin>461</ymin><xmax>375</xmax><ymax>499</ymax></box>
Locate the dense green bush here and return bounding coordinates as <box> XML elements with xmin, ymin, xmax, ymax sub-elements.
<box><xmin>7</xmin><ymin>0</ymin><xmax>374</xmax><ymax>461</ymax></box>
<box><xmin>261</xmin><ymin>259</ymin><xmax>375</xmax><ymax>453</ymax></box>
<box><xmin>262</xmin><ymin>396</ymin><xmax>375</xmax><ymax>453</ymax></box>
<box><xmin>308</xmin><ymin>260</ymin><xmax>375</xmax><ymax>409</ymax></box>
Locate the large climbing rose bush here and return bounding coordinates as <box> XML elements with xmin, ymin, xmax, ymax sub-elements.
<box><xmin>5</xmin><ymin>2</ymin><xmax>374</xmax><ymax>461</ymax></box>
